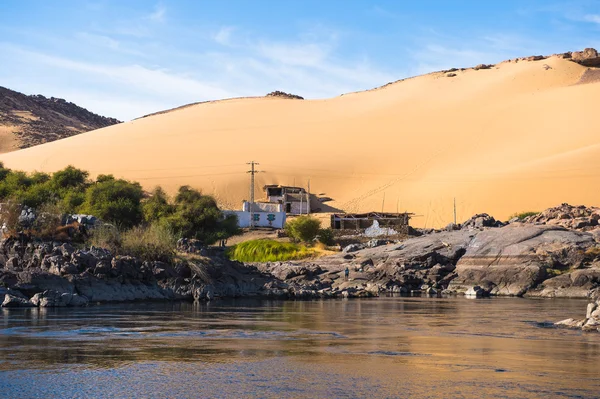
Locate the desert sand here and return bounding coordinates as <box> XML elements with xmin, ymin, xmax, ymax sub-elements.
<box><xmin>1</xmin><ymin>55</ymin><xmax>599</xmax><ymax>227</ymax></box>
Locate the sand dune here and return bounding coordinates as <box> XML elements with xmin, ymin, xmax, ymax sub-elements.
<box><xmin>1</xmin><ymin>55</ymin><xmax>599</xmax><ymax>227</ymax></box>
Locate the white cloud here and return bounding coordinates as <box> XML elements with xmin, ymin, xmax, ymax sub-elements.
<box><xmin>147</xmin><ymin>4</ymin><xmax>166</xmax><ymax>23</ymax></box>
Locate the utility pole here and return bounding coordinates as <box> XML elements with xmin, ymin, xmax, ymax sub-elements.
<box><xmin>453</xmin><ymin>197</ymin><xmax>457</xmax><ymax>225</ymax></box>
<box><xmin>247</xmin><ymin>161</ymin><xmax>261</xmax><ymax>228</ymax></box>
<box><xmin>381</xmin><ymin>192</ymin><xmax>385</xmax><ymax>213</ymax></box>
<box><xmin>307</xmin><ymin>179</ymin><xmax>310</xmax><ymax>215</ymax></box>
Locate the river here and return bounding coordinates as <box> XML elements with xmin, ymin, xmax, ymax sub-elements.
<box><xmin>0</xmin><ymin>297</ymin><xmax>598</xmax><ymax>398</ymax></box>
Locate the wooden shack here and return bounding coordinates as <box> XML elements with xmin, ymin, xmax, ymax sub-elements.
<box><xmin>330</xmin><ymin>212</ymin><xmax>413</xmax><ymax>233</ymax></box>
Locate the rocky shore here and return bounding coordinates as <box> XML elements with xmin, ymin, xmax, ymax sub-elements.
<box><xmin>1</xmin><ymin>204</ymin><xmax>600</xmax><ymax>310</ymax></box>
<box><xmin>556</xmin><ymin>300</ymin><xmax>600</xmax><ymax>332</ymax></box>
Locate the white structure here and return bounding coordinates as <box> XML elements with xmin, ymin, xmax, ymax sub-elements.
<box><xmin>264</xmin><ymin>185</ymin><xmax>310</xmax><ymax>215</ymax></box>
<box><xmin>224</xmin><ymin>201</ymin><xmax>286</xmax><ymax>229</ymax></box>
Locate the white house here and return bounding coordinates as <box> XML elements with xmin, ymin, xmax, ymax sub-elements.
<box><xmin>263</xmin><ymin>185</ymin><xmax>310</xmax><ymax>215</ymax></box>
<box><xmin>224</xmin><ymin>201</ymin><xmax>286</xmax><ymax>229</ymax></box>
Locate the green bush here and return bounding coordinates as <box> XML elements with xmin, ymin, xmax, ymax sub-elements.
<box><xmin>317</xmin><ymin>228</ymin><xmax>335</xmax><ymax>245</ymax></box>
<box><xmin>160</xmin><ymin>186</ymin><xmax>239</xmax><ymax>244</ymax></box>
<box><xmin>143</xmin><ymin>187</ymin><xmax>174</xmax><ymax>222</ymax></box>
<box><xmin>80</xmin><ymin>177</ymin><xmax>144</xmax><ymax>228</ymax></box>
<box><xmin>285</xmin><ymin>216</ymin><xmax>321</xmax><ymax>242</ymax></box>
<box><xmin>227</xmin><ymin>239</ymin><xmax>315</xmax><ymax>262</ymax></box>
<box><xmin>50</xmin><ymin>166</ymin><xmax>89</xmax><ymax>190</ymax></box>
<box><xmin>0</xmin><ymin>165</ymin><xmax>240</xmax><ymax>247</ymax></box>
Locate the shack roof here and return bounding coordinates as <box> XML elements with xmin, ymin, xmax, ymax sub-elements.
<box><xmin>332</xmin><ymin>212</ymin><xmax>414</xmax><ymax>219</ymax></box>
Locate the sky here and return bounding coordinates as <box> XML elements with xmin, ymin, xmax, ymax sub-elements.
<box><xmin>1</xmin><ymin>0</ymin><xmax>599</xmax><ymax>121</ymax></box>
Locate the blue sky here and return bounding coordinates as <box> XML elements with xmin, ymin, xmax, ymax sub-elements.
<box><xmin>1</xmin><ymin>0</ymin><xmax>599</xmax><ymax>120</ymax></box>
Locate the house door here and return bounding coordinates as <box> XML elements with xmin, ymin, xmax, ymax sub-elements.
<box><xmin>285</xmin><ymin>203</ymin><xmax>291</xmax><ymax>213</ymax></box>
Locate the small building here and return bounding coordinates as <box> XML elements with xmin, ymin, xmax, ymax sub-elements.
<box><xmin>224</xmin><ymin>201</ymin><xmax>286</xmax><ymax>229</ymax></box>
<box><xmin>330</xmin><ymin>212</ymin><xmax>413</xmax><ymax>234</ymax></box>
<box><xmin>263</xmin><ymin>185</ymin><xmax>310</xmax><ymax>215</ymax></box>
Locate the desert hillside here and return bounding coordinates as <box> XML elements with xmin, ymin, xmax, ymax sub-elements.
<box><xmin>0</xmin><ymin>86</ymin><xmax>120</xmax><ymax>152</ymax></box>
<box><xmin>1</xmin><ymin>51</ymin><xmax>599</xmax><ymax>227</ymax></box>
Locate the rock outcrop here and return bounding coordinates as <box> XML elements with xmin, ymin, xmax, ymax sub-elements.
<box><xmin>522</xmin><ymin>203</ymin><xmax>600</xmax><ymax>232</ymax></box>
<box><xmin>570</xmin><ymin>48</ymin><xmax>600</xmax><ymax>67</ymax></box>
<box><xmin>448</xmin><ymin>225</ymin><xmax>595</xmax><ymax>296</ymax></box>
<box><xmin>0</xmin><ymin>86</ymin><xmax>121</xmax><ymax>150</ymax></box>
<box><xmin>266</xmin><ymin>91</ymin><xmax>304</xmax><ymax>100</ymax></box>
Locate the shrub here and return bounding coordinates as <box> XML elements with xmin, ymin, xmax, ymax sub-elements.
<box><xmin>316</xmin><ymin>228</ymin><xmax>335</xmax><ymax>245</ymax></box>
<box><xmin>227</xmin><ymin>239</ymin><xmax>315</xmax><ymax>262</ymax></box>
<box><xmin>80</xmin><ymin>177</ymin><xmax>144</xmax><ymax>228</ymax></box>
<box><xmin>87</xmin><ymin>224</ymin><xmax>122</xmax><ymax>252</ymax></box>
<box><xmin>50</xmin><ymin>166</ymin><xmax>89</xmax><ymax>190</ymax></box>
<box><xmin>31</xmin><ymin>202</ymin><xmax>62</xmax><ymax>239</ymax></box>
<box><xmin>143</xmin><ymin>187</ymin><xmax>174</xmax><ymax>222</ymax></box>
<box><xmin>121</xmin><ymin>223</ymin><xmax>177</xmax><ymax>262</ymax></box>
<box><xmin>285</xmin><ymin>216</ymin><xmax>321</xmax><ymax>242</ymax></box>
<box><xmin>60</xmin><ymin>191</ymin><xmax>86</xmax><ymax>214</ymax></box>
<box><xmin>0</xmin><ymin>201</ymin><xmax>24</xmax><ymax>236</ymax></box>
<box><xmin>160</xmin><ymin>186</ymin><xmax>238</xmax><ymax>244</ymax></box>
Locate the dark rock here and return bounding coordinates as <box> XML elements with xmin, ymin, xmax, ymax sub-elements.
<box><xmin>527</xmin><ymin>269</ymin><xmax>600</xmax><ymax>298</ymax></box>
<box><xmin>2</xmin><ymin>293</ymin><xmax>34</xmax><ymax>307</ymax></box>
<box><xmin>266</xmin><ymin>91</ymin><xmax>304</xmax><ymax>100</ymax></box>
<box><xmin>571</xmin><ymin>48</ymin><xmax>600</xmax><ymax>67</ymax></box>
<box><xmin>474</xmin><ymin>64</ymin><xmax>492</xmax><ymax>70</ymax></box>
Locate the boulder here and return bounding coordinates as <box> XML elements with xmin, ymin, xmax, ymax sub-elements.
<box><xmin>587</xmin><ymin>302</ymin><xmax>598</xmax><ymax>319</ymax></box>
<box><xmin>30</xmin><ymin>290</ymin><xmax>88</xmax><ymax>307</ymax></box>
<box><xmin>2</xmin><ymin>293</ymin><xmax>34</xmax><ymax>307</ymax></box>
<box><xmin>465</xmin><ymin>286</ymin><xmax>485</xmax><ymax>297</ymax></box>
<box><xmin>460</xmin><ymin>213</ymin><xmax>502</xmax><ymax>229</ymax></box>
<box><xmin>342</xmin><ymin>244</ymin><xmax>364</xmax><ymax>253</ymax></box>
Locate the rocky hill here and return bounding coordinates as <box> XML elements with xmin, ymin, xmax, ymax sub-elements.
<box><xmin>0</xmin><ymin>86</ymin><xmax>120</xmax><ymax>152</ymax></box>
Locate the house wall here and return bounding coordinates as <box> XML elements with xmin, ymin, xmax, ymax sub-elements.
<box><xmin>289</xmin><ymin>201</ymin><xmax>310</xmax><ymax>215</ymax></box>
<box><xmin>224</xmin><ymin>210</ymin><xmax>286</xmax><ymax>229</ymax></box>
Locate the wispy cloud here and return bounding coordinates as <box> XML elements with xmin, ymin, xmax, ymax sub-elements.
<box><xmin>212</xmin><ymin>26</ymin><xmax>236</xmax><ymax>46</ymax></box>
<box><xmin>583</xmin><ymin>14</ymin><xmax>600</xmax><ymax>24</ymax></box>
<box><xmin>147</xmin><ymin>4</ymin><xmax>166</xmax><ymax>23</ymax></box>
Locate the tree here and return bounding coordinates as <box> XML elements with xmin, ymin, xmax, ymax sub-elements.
<box><xmin>50</xmin><ymin>166</ymin><xmax>89</xmax><ymax>190</ymax></box>
<box><xmin>143</xmin><ymin>187</ymin><xmax>175</xmax><ymax>222</ymax></box>
<box><xmin>80</xmin><ymin>177</ymin><xmax>144</xmax><ymax>228</ymax></box>
<box><xmin>160</xmin><ymin>186</ymin><xmax>238</xmax><ymax>244</ymax></box>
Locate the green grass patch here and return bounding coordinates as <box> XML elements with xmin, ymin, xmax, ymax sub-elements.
<box><xmin>510</xmin><ymin>211</ymin><xmax>539</xmax><ymax>220</ymax></box>
<box><xmin>227</xmin><ymin>239</ymin><xmax>316</xmax><ymax>263</ymax></box>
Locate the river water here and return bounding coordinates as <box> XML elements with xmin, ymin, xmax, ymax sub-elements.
<box><xmin>0</xmin><ymin>297</ymin><xmax>598</xmax><ymax>398</ymax></box>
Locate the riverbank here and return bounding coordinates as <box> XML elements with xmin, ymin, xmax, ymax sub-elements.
<box><xmin>2</xmin><ymin>205</ymin><xmax>600</xmax><ymax>310</ymax></box>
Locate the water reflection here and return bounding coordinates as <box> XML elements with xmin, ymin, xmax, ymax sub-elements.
<box><xmin>0</xmin><ymin>297</ymin><xmax>598</xmax><ymax>398</ymax></box>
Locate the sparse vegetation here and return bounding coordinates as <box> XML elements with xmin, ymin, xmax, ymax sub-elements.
<box><xmin>120</xmin><ymin>223</ymin><xmax>178</xmax><ymax>262</ymax></box>
<box><xmin>510</xmin><ymin>211</ymin><xmax>539</xmax><ymax>220</ymax></box>
<box><xmin>227</xmin><ymin>239</ymin><xmax>316</xmax><ymax>263</ymax></box>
